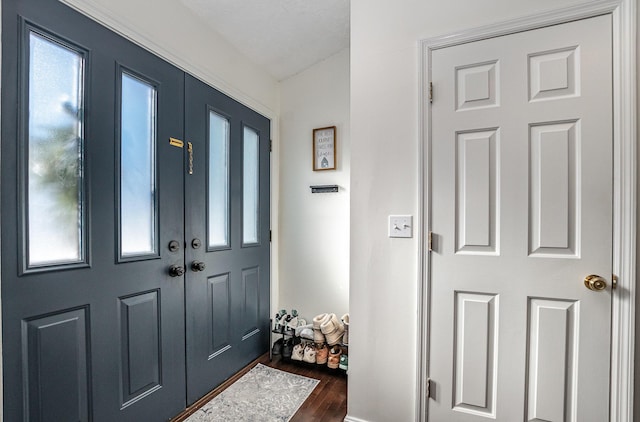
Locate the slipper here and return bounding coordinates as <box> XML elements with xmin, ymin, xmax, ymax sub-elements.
<box><xmin>320</xmin><ymin>313</ymin><xmax>345</xmax><ymax>345</ymax></box>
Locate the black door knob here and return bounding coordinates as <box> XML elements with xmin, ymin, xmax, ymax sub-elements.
<box><xmin>191</xmin><ymin>261</ymin><xmax>206</xmax><ymax>272</ymax></box>
<box><xmin>168</xmin><ymin>265</ymin><xmax>185</xmax><ymax>277</ymax></box>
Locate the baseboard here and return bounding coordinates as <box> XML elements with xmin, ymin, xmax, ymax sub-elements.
<box><xmin>344</xmin><ymin>415</ymin><xmax>370</xmax><ymax>422</ymax></box>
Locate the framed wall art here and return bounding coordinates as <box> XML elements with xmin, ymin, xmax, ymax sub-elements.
<box><xmin>312</xmin><ymin>126</ymin><xmax>336</xmax><ymax>171</ymax></box>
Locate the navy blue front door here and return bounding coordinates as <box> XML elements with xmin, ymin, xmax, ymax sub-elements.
<box><xmin>1</xmin><ymin>0</ymin><xmax>270</xmax><ymax>420</ymax></box>
<box><xmin>184</xmin><ymin>75</ymin><xmax>271</xmax><ymax>404</ymax></box>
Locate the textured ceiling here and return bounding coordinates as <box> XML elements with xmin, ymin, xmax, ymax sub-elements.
<box><xmin>180</xmin><ymin>0</ymin><xmax>350</xmax><ymax>81</ymax></box>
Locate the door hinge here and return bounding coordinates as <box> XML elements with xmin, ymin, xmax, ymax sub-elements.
<box><xmin>269</xmin><ymin>140</ymin><xmax>272</xmax><ymax>152</ymax></box>
<box><xmin>269</xmin><ymin>230</ymin><xmax>272</xmax><ymax>242</ymax></box>
<box><xmin>428</xmin><ymin>231</ymin><xmax>433</xmax><ymax>252</ymax></box>
<box><xmin>429</xmin><ymin>82</ymin><xmax>433</xmax><ymax>104</ymax></box>
<box><xmin>427</xmin><ymin>378</ymin><xmax>435</xmax><ymax>399</ymax></box>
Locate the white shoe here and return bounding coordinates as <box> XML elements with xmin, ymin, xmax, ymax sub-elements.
<box><xmin>291</xmin><ymin>343</ymin><xmax>304</xmax><ymax>361</ymax></box>
<box><xmin>303</xmin><ymin>344</ymin><xmax>317</xmax><ymax>363</ymax></box>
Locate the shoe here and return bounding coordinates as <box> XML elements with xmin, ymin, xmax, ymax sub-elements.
<box><xmin>271</xmin><ymin>338</ymin><xmax>283</xmax><ymax>355</ymax></box>
<box><xmin>292</xmin><ymin>343</ymin><xmax>304</xmax><ymax>361</ymax></box>
<box><xmin>339</xmin><ymin>354</ymin><xmax>348</xmax><ymax>371</ymax></box>
<box><xmin>303</xmin><ymin>343</ymin><xmax>317</xmax><ymax>363</ymax></box>
<box><xmin>295</xmin><ymin>323</ymin><xmax>314</xmax><ymax>340</ymax></box>
<box><xmin>315</xmin><ymin>343</ymin><xmax>329</xmax><ymax>365</ymax></box>
<box><xmin>313</xmin><ymin>313</ymin><xmax>330</xmax><ymax>343</ymax></box>
<box><xmin>320</xmin><ymin>313</ymin><xmax>345</xmax><ymax>346</ymax></box>
<box><xmin>282</xmin><ymin>313</ymin><xmax>293</xmax><ymax>334</ymax></box>
<box><xmin>282</xmin><ymin>339</ymin><xmax>293</xmax><ymax>359</ymax></box>
<box><xmin>341</xmin><ymin>313</ymin><xmax>349</xmax><ymax>345</ymax></box>
<box><xmin>273</xmin><ymin>313</ymin><xmax>282</xmax><ymax>332</ymax></box>
<box><xmin>327</xmin><ymin>345</ymin><xmax>342</xmax><ymax>369</ymax></box>
<box><xmin>287</xmin><ymin>309</ymin><xmax>299</xmax><ymax>331</ymax></box>
<box><xmin>274</xmin><ymin>309</ymin><xmax>287</xmax><ymax>333</ymax></box>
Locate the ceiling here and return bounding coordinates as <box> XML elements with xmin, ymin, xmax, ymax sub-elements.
<box><xmin>180</xmin><ymin>0</ymin><xmax>350</xmax><ymax>81</ymax></box>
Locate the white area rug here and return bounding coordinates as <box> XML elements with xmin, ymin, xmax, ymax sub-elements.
<box><xmin>185</xmin><ymin>364</ymin><xmax>320</xmax><ymax>422</ymax></box>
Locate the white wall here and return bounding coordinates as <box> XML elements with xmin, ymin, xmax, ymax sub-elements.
<box><xmin>348</xmin><ymin>1</ymin><xmax>636</xmax><ymax>421</ymax></box>
<box><xmin>278</xmin><ymin>48</ymin><xmax>350</xmax><ymax>323</ymax></box>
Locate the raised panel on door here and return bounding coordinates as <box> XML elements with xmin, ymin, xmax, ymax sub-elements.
<box><xmin>428</xmin><ymin>15</ymin><xmax>612</xmax><ymax>421</ymax></box>
<box><xmin>208</xmin><ymin>273</ymin><xmax>232</xmax><ymax>357</ymax></box>
<box><xmin>453</xmin><ymin>292</ymin><xmax>498</xmax><ymax>418</ymax></box>
<box><xmin>184</xmin><ymin>75</ymin><xmax>270</xmax><ymax>404</ymax></box>
<box><xmin>118</xmin><ymin>291</ymin><xmax>162</xmax><ymax>406</ymax></box>
<box><xmin>1</xmin><ymin>0</ymin><xmax>186</xmax><ymax>420</ymax></box>
<box><xmin>23</xmin><ymin>308</ymin><xmax>90</xmax><ymax>422</ymax></box>
<box><xmin>529</xmin><ymin>121</ymin><xmax>579</xmax><ymax>257</ymax></box>
<box><xmin>526</xmin><ymin>298</ymin><xmax>579</xmax><ymax>422</ymax></box>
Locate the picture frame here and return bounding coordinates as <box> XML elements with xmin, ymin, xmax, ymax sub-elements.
<box><xmin>312</xmin><ymin>126</ymin><xmax>337</xmax><ymax>171</ymax></box>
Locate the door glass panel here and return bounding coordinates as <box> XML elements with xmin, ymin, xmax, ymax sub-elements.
<box><xmin>208</xmin><ymin>111</ymin><xmax>230</xmax><ymax>248</ymax></box>
<box><xmin>242</xmin><ymin>126</ymin><xmax>259</xmax><ymax>245</ymax></box>
<box><xmin>119</xmin><ymin>72</ymin><xmax>157</xmax><ymax>257</ymax></box>
<box><xmin>27</xmin><ymin>31</ymin><xmax>85</xmax><ymax>267</ymax></box>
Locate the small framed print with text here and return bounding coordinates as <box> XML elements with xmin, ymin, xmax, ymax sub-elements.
<box><xmin>313</xmin><ymin>126</ymin><xmax>336</xmax><ymax>171</ymax></box>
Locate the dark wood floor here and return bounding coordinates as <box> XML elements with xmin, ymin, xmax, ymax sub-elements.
<box><xmin>172</xmin><ymin>352</ymin><xmax>348</xmax><ymax>422</ymax></box>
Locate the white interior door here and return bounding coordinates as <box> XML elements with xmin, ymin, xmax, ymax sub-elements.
<box><xmin>428</xmin><ymin>15</ymin><xmax>612</xmax><ymax>421</ymax></box>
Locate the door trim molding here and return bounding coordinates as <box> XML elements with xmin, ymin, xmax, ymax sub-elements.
<box><xmin>417</xmin><ymin>1</ymin><xmax>636</xmax><ymax>421</ymax></box>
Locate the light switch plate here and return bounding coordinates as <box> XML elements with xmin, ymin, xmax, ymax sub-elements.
<box><xmin>389</xmin><ymin>215</ymin><xmax>413</xmax><ymax>238</ymax></box>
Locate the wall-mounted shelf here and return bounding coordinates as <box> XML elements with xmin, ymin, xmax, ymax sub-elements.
<box><xmin>310</xmin><ymin>185</ymin><xmax>339</xmax><ymax>193</ymax></box>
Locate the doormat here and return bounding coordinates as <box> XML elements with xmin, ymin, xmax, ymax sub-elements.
<box><xmin>184</xmin><ymin>364</ymin><xmax>320</xmax><ymax>422</ymax></box>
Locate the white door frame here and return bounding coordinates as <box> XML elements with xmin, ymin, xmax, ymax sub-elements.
<box><xmin>417</xmin><ymin>1</ymin><xmax>637</xmax><ymax>421</ymax></box>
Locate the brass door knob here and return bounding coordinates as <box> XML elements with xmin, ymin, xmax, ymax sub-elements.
<box><xmin>584</xmin><ymin>274</ymin><xmax>607</xmax><ymax>291</ymax></box>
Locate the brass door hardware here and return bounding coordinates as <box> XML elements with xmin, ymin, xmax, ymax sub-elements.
<box><xmin>584</xmin><ymin>274</ymin><xmax>607</xmax><ymax>291</ymax></box>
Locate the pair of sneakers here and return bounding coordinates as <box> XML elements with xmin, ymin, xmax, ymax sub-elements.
<box><xmin>292</xmin><ymin>342</ymin><xmax>317</xmax><ymax>363</ymax></box>
<box><xmin>287</xmin><ymin>310</ymin><xmax>305</xmax><ymax>334</ymax></box>
<box><xmin>274</xmin><ymin>309</ymin><xmax>301</xmax><ymax>334</ymax></box>
<box><xmin>273</xmin><ymin>310</ymin><xmax>287</xmax><ymax>333</ymax></box>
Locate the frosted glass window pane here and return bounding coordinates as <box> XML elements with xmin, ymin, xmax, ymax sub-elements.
<box><xmin>27</xmin><ymin>32</ymin><xmax>85</xmax><ymax>266</ymax></box>
<box><xmin>208</xmin><ymin>112</ymin><xmax>230</xmax><ymax>248</ymax></box>
<box><xmin>120</xmin><ymin>73</ymin><xmax>156</xmax><ymax>256</ymax></box>
<box><xmin>243</xmin><ymin>127</ymin><xmax>259</xmax><ymax>244</ymax></box>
